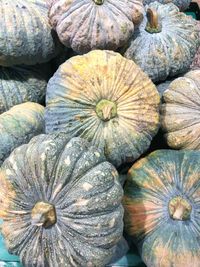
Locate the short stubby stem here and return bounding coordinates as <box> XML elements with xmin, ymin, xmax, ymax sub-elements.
<box><xmin>93</xmin><ymin>0</ymin><xmax>104</xmax><ymax>5</ymax></box>
<box><xmin>145</xmin><ymin>8</ymin><xmax>162</xmax><ymax>34</ymax></box>
<box><xmin>96</xmin><ymin>99</ymin><xmax>117</xmax><ymax>122</ymax></box>
<box><xmin>31</xmin><ymin>201</ymin><xmax>57</xmax><ymax>228</ymax></box>
<box><xmin>168</xmin><ymin>196</ymin><xmax>192</xmax><ymax>221</ymax></box>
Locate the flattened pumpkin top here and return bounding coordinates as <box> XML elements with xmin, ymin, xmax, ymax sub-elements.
<box><xmin>45</xmin><ymin>50</ymin><xmax>160</xmax><ymax>167</ymax></box>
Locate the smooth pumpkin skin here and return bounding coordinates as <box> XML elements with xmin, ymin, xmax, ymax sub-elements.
<box><xmin>0</xmin><ymin>65</ymin><xmax>49</xmax><ymax>114</ymax></box>
<box><xmin>123</xmin><ymin>149</ymin><xmax>200</xmax><ymax>267</ymax></box>
<box><xmin>0</xmin><ymin>102</ymin><xmax>44</xmax><ymax>165</ymax></box>
<box><xmin>0</xmin><ymin>0</ymin><xmax>60</xmax><ymax>66</ymax></box>
<box><xmin>123</xmin><ymin>2</ymin><xmax>199</xmax><ymax>82</ymax></box>
<box><xmin>161</xmin><ymin>70</ymin><xmax>200</xmax><ymax>150</ymax></box>
<box><xmin>45</xmin><ymin>50</ymin><xmax>160</xmax><ymax>167</ymax></box>
<box><xmin>0</xmin><ymin>134</ymin><xmax>124</xmax><ymax>267</ymax></box>
<box><xmin>48</xmin><ymin>0</ymin><xmax>144</xmax><ymax>54</ymax></box>
<box><xmin>143</xmin><ymin>0</ymin><xmax>191</xmax><ymax>11</ymax></box>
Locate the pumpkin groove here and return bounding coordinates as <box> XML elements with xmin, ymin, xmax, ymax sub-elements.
<box><xmin>0</xmin><ymin>134</ymin><xmax>124</xmax><ymax>267</ymax></box>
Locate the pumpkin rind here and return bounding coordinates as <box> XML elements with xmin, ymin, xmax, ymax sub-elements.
<box><xmin>123</xmin><ymin>149</ymin><xmax>200</xmax><ymax>267</ymax></box>
<box><xmin>0</xmin><ymin>134</ymin><xmax>124</xmax><ymax>267</ymax></box>
<box><xmin>161</xmin><ymin>70</ymin><xmax>200</xmax><ymax>150</ymax></box>
<box><xmin>0</xmin><ymin>65</ymin><xmax>48</xmax><ymax>114</ymax></box>
<box><xmin>0</xmin><ymin>102</ymin><xmax>44</xmax><ymax>165</ymax></box>
<box><xmin>191</xmin><ymin>21</ymin><xmax>200</xmax><ymax>70</ymax></box>
<box><xmin>48</xmin><ymin>0</ymin><xmax>144</xmax><ymax>53</ymax></box>
<box><xmin>45</xmin><ymin>50</ymin><xmax>160</xmax><ymax>167</ymax></box>
<box><xmin>123</xmin><ymin>2</ymin><xmax>199</xmax><ymax>82</ymax></box>
<box><xmin>143</xmin><ymin>0</ymin><xmax>191</xmax><ymax>11</ymax></box>
<box><xmin>0</xmin><ymin>0</ymin><xmax>60</xmax><ymax>66</ymax></box>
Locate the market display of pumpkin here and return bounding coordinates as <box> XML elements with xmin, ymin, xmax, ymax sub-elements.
<box><xmin>48</xmin><ymin>0</ymin><xmax>144</xmax><ymax>54</ymax></box>
<box><xmin>45</xmin><ymin>50</ymin><xmax>160</xmax><ymax>167</ymax></box>
<box><xmin>161</xmin><ymin>70</ymin><xmax>200</xmax><ymax>150</ymax></box>
<box><xmin>123</xmin><ymin>2</ymin><xmax>199</xmax><ymax>82</ymax></box>
<box><xmin>0</xmin><ymin>0</ymin><xmax>60</xmax><ymax>66</ymax></box>
<box><xmin>0</xmin><ymin>134</ymin><xmax>124</xmax><ymax>267</ymax></box>
<box><xmin>0</xmin><ymin>0</ymin><xmax>199</xmax><ymax>266</ymax></box>
<box><xmin>0</xmin><ymin>102</ymin><xmax>44</xmax><ymax>165</ymax></box>
<box><xmin>123</xmin><ymin>149</ymin><xmax>200</xmax><ymax>267</ymax></box>
<box><xmin>0</xmin><ymin>65</ymin><xmax>49</xmax><ymax>114</ymax></box>
<box><xmin>143</xmin><ymin>0</ymin><xmax>191</xmax><ymax>11</ymax></box>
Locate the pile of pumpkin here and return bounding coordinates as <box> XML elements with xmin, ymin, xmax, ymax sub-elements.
<box><xmin>0</xmin><ymin>0</ymin><xmax>199</xmax><ymax>266</ymax></box>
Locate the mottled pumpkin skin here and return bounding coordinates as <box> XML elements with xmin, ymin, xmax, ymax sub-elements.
<box><xmin>45</xmin><ymin>50</ymin><xmax>160</xmax><ymax>167</ymax></box>
<box><xmin>48</xmin><ymin>0</ymin><xmax>144</xmax><ymax>54</ymax></box>
<box><xmin>143</xmin><ymin>0</ymin><xmax>191</xmax><ymax>11</ymax></box>
<box><xmin>0</xmin><ymin>134</ymin><xmax>124</xmax><ymax>267</ymax></box>
<box><xmin>161</xmin><ymin>70</ymin><xmax>200</xmax><ymax>150</ymax></box>
<box><xmin>0</xmin><ymin>65</ymin><xmax>48</xmax><ymax>114</ymax></box>
<box><xmin>191</xmin><ymin>21</ymin><xmax>200</xmax><ymax>70</ymax></box>
<box><xmin>0</xmin><ymin>102</ymin><xmax>44</xmax><ymax>165</ymax></box>
<box><xmin>123</xmin><ymin>150</ymin><xmax>200</xmax><ymax>267</ymax></box>
<box><xmin>123</xmin><ymin>2</ymin><xmax>199</xmax><ymax>82</ymax></box>
<box><xmin>0</xmin><ymin>0</ymin><xmax>60</xmax><ymax>66</ymax></box>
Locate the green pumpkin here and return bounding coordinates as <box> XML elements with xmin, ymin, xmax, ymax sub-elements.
<box><xmin>0</xmin><ymin>134</ymin><xmax>123</xmax><ymax>267</ymax></box>
<box><xmin>0</xmin><ymin>102</ymin><xmax>44</xmax><ymax>165</ymax></box>
<box><xmin>123</xmin><ymin>149</ymin><xmax>200</xmax><ymax>267</ymax></box>
<box><xmin>0</xmin><ymin>0</ymin><xmax>61</xmax><ymax>66</ymax></box>
<box><xmin>0</xmin><ymin>65</ymin><xmax>49</xmax><ymax>114</ymax></box>
<box><xmin>143</xmin><ymin>0</ymin><xmax>191</xmax><ymax>11</ymax></box>
<box><xmin>123</xmin><ymin>2</ymin><xmax>199</xmax><ymax>82</ymax></box>
<box><xmin>161</xmin><ymin>70</ymin><xmax>200</xmax><ymax>150</ymax></box>
<box><xmin>45</xmin><ymin>50</ymin><xmax>160</xmax><ymax>167</ymax></box>
<box><xmin>191</xmin><ymin>21</ymin><xmax>200</xmax><ymax>70</ymax></box>
<box><xmin>48</xmin><ymin>0</ymin><xmax>144</xmax><ymax>53</ymax></box>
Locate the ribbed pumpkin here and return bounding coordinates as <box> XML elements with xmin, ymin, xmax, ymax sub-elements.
<box><xmin>0</xmin><ymin>0</ymin><xmax>60</xmax><ymax>66</ymax></box>
<box><xmin>0</xmin><ymin>134</ymin><xmax>124</xmax><ymax>267</ymax></box>
<box><xmin>45</xmin><ymin>50</ymin><xmax>160</xmax><ymax>167</ymax></box>
<box><xmin>48</xmin><ymin>0</ymin><xmax>144</xmax><ymax>54</ymax></box>
<box><xmin>0</xmin><ymin>102</ymin><xmax>44</xmax><ymax>165</ymax></box>
<box><xmin>161</xmin><ymin>70</ymin><xmax>200</xmax><ymax>150</ymax></box>
<box><xmin>0</xmin><ymin>65</ymin><xmax>49</xmax><ymax>114</ymax></box>
<box><xmin>123</xmin><ymin>2</ymin><xmax>199</xmax><ymax>82</ymax></box>
<box><xmin>143</xmin><ymin>0</ymin><xmax>191</xmax><ymax>11</ymax></box>
<box><xmin>123</xmin><ymin>149</ymin><xmax>200</xmax><ymax>267</ymax></box>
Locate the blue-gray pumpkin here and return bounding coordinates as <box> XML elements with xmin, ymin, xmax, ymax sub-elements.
<box><xmin>0</xmin><ymin>134</ymin><xmax>124</xmax><ymax>267</ymax></box>
<box><xmin>123</xmin><ymin>149</ymin><xmax>200</xmax><ymax>267</ymax></box>
<box><xmin>45</xmin><ymin>50</ymin><xmax>160</xmax><ymax>167</ymax></box>
<box><xmin>0</xmin><ymin>65</ymin><xmax>49</xmax><ymax>114</ymax></box>
<box><xmin>0</xmin><ymin>0</ymin><xmax>61</xmax><ymax>66</ymax></box>
<box><xmin>123</xmin><ymin>2</ymin><xmax>199</xmax><ymax>82</ymax></box>
<box><xmin>143</xmin><ymin>0</ymin><xmax>191</xmax><ymax>11</ymax></box>
<box><xmin>0</xmin><ymin>102</ymin><xmax>44</xmax><ymax>165</ymax></box>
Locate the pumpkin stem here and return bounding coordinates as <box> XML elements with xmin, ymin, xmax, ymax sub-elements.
<box><xmin>31</xmin><ymin>202</ymin><xmax>57</xmax><ymax>228</ymax></box>
<box><xmin>96</xmin><ymin>99</ymin><xmax>117</xmax><ymax>122</ymax></box>
<box><xmin>145</xmin><ymin>8</ymin><xmax>161</xmax><ymax>33</ymax></box>
<box><xmin>169</xmin><ymin>196</ymin><xmax>192</xmax><ymax>221</ymax></box>
<box><xmin>93</xmin><ymin>0</ymin><xmax>104</xmax><ymax>5</ymax></box>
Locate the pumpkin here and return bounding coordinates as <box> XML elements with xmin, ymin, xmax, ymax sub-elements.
<box><xmin>45</xmin><ymin>50</ymin><xmax>160</xmax><ymax>167</ymax></box>
<box><xmin>0</xmin><ymin>102</ymin><xmax>44</xmax><ymax>165</ymax></box>
<box><xmin>122</xmin><ymin>2</ymin><xmax>199</xmax><ymax>82</ymax></box>
<box><xmin>143</xmin><ymin>0</ymin><xmax>191</xmax><ymax>11</ymax></box>
<box><xmin>0</xmin><ymin>134</ymin><xmax>124</xmax><ymax>267</ymax></box>
<box><xmin>123</xmin><ymin>149</ymin><xmax>200</xmax><ymax>267</ymax></box>
<box><xmin>0</xmin><ymin>0</ymin><xmax>61</xmax><ymax>66</ymax></box>
<box><xmin>48</xmin><ymin>0</ymin><xmax>144</xmax><ymax>54</ymax></box>
<box><xmin>191</xmin><ymin>21</ymin><xmax>200</xmax><ymax>70</ymax></box>
<box><xmin>0</xmin><ymin>65</ymin><xmax>49</xmax><ymax>114</ymax></box>
<box><xmin>161</xmin><ymin>70</ymin><xmax>200</xmax><ymax>150</ymax></box>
